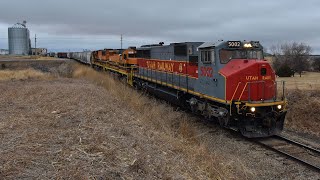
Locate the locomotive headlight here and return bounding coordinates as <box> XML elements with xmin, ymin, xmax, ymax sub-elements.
<box><xmin>250</xmin><ymin>107</ymin><xmax>256</xmax><ymax>112</ymax></box>
<box><xmin>277</xmin><ymin>105</ymin><xmax>282</xmax><ymax>110</ymax></box>
<box><xmin>244</xmin><ymin>43</ymin><xmax>252</xmax><ymax>48</ymax></box>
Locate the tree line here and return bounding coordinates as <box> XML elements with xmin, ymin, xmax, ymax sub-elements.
<box><xmin>270</xmin><ymin>42</ymin><xmax>320</xmax><ymax>77</ymax></box>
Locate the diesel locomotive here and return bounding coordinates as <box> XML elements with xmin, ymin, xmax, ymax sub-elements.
<box><xmin>70</xmin><ymin>40</ymin><xmax>287</xmax><ymax>138</ymax></box>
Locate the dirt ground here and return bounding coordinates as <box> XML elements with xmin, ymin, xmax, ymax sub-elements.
<box><xmin>0</xmin><ymin>62</ymin><xmax>319</xmax><ymax>179</ymax></box>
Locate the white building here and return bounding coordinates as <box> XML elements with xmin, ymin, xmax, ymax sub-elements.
<box><xmin>0</xmin><ymin>49</ymin><xmax>9</xmax><ymax>55</ymax></box>
<box><xmin>31</xmin><ymin>48</ymin><xmax>47</xmax><ymax>55</ymax></box>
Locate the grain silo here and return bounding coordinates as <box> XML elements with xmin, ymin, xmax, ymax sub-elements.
<box><xmin>8</xmin><ymin>21</ymin><xmax>31</xmax><ymax>55</ymax></box>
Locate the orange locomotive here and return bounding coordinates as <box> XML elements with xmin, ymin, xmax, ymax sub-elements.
<box><xmin>92</xmin><ymin>48</ymin><xmax>138</xmax><ymax>68</ymax></box>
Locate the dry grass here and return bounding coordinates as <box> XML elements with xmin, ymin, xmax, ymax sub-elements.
<box><xmin>276</xmin><ymin>72</ymin><xmax>320</xmax><ymax>137</ymax></box>
<box><xmin>0</xmin><ymin>69</ymin><xmax>51</xmax><ymax>81</ymax></box>
<box><xmin>72</xmin><ymin>65</ymin><xmax>248</xmax><ymax>179</ymax></box>
<box><xmin>0</xmin><ymin>64</ymin><xmax>248</xmax><ymax>179</ymax></box>
<box><xmin>34</xmin><ymin>56</ymin><xmax>60</xmax><ymax>60</ymax></box>
<box><xmin>0</xmin><ymin>62</ymin><xmax>74</xmax><ymax>81</ymax></box>
<box><xmin>0</xmin><ymin>55</ymin><xmax>35</xmax><ymax>59</ymax></box>
<box><xmin>285</xmin><ymin>89</ymin><xmax>320</xmax><ymax>137</ymax></box>
<box><xmin>277</xmin><ymin>72</ymin><xmax>320</xmax><ymax>90</ymax></box>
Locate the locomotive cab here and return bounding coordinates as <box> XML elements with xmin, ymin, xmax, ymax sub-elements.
<box><xmin>196</xmin><ymin>41</ymin><xmax>287</xmax><ymax>137</ymax></box>
<box><xmin>121</xmin><ymin>48</ymin><xmax>138</xmax><ymax>65</ymax></box>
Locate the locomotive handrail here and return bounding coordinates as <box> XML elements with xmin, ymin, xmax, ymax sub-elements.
<box><xmin>239</xmin><ymin>80</ymin><xmax>285</xmax><ymax>104</ymax></box>
<box><xmin>229</xmin><ymin>80</ymin><xmax>281</xmax><ymax>116</ymax></box>
<box><xmin>229</xmin><ymin>82</ymin><xmax>242</xmax><ymax>115</ymax></box>
<box><xmin>238</xmin><ymin>82</ymin><xmax>248</xmax><ymax>103</ymax></box>
<box><xmin>275</xmin><ymin>80</ymin><xmax>286</xmax><ymax>101</ymax></box>
<box><xmin>231</xmin><ymin>82</ymin><xmax>242</xmax><ymax>101</ymax></box>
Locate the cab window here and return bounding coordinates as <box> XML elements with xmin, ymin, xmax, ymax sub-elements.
<box><xmin>261</xmin><ymin>68</ymin><xmax>267</xmax><ymax>76</ymax></box>
<box><xmin>201</xmin><ymin>50</ymin><xmax>213</xmax><ymax>63</ymax></box>
<box><xmin>220</xmin><ymin>49</ymin><xmax>263</xmax><ymax>64</ymax></box>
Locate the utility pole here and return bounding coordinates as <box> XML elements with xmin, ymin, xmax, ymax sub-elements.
<box><xmin>121</xmin><ymin>34</ymin><xmax>123</xmax><ymax>49</ymax></box>
<box><xmin>35</xmin><ymin>34</ymin><xmax>37</xmax><ymax>56</ymax></box>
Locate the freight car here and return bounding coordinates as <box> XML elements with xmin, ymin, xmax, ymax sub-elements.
<box><xmin>70</xmin><ymin>51</ymin><xmax>92</xmax><ymax>64</ymax></box>
<box><xmin>48</xmin><ymin>52</ymin><xmax>56</xmax><ymax>57</ymax></box>
<box><xmin>57</xmin><ymin>52</ymin><xmax>68</xmax><ymax>58</ymax></box>
<box><xmin>75</xmin><ymin>41</ymin><xmax>287</xmax><ymax>138</ymax></box>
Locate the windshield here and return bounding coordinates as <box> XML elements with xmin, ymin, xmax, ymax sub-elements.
<box><xmin>220</xmin><ymin>49</ymin><xmax>263</xmax><ymax>64</ymax></box>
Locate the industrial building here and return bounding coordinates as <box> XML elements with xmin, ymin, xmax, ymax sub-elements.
<box><xmin>31</xmin><ymin>48</ymin><xmax>47</xmax><ymax>56</ymax></box>
<box><xmin>8</xmin><ymin>21</ymin><xmax>31</xmax><ymax>55</ymax></box>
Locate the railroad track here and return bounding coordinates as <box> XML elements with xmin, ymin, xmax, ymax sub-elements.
<box><xmin>255</xmin><ymin>135</ymin><xmax>320</xmax><ymax>172</ymax></box>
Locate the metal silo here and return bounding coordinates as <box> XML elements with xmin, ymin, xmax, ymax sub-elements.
<box><xmin>8</xmin><ymin>22</ymin><xmax>31</xmax><ymax>55</ymax></box>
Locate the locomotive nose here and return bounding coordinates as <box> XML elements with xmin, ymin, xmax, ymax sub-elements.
<box><xmin>220</xmin><ymin>59</ymin><xmax>275</xmax><ymax>101</ymax></box>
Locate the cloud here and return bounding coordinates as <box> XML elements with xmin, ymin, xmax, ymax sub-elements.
<box><xmin>0</xmin><ymin>0</ymin><xmax>320</xmax><ymax>53</ymax></box>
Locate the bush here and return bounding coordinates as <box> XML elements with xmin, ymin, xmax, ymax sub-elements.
<box><xmin>276</xmin><ymin>64</ymin><xmax>294</xmax><ymax>77</ymax></box>
<box><xmin>312</xmin><ymin>58</ymin><xmax>320</xmax><ymax>72</ymax></box>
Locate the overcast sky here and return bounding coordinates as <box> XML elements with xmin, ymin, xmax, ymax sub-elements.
<box><xmin>0</xmin><ymin>0</ymin><xmax>320</xmax><ymax>53</ymax></box>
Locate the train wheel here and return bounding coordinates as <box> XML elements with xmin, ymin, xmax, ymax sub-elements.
<box><xmin>218</xmin><ymin>114</ymin><xmax>230</xmax><ymax>127</ymax></box>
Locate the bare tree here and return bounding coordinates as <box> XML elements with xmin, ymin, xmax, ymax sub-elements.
<box><xmin>270</xmin><ymin>42</ymin><xmax>311</xmax><ymax>77</ymax></box>
<box><xmin>270</xmin><ymin>44</ymin><xmax>283</xmax><ymax>69</ymax></box>
<box><xmin>289</xmin><ymin>42</ymin><xmax>311</xmax><ymax>77</ymax></box>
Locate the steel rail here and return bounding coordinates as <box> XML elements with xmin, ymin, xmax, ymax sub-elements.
<box><xmin>254</xmin><ymin>135</ymin><xmax>320</xmax><ymax>172</ymax></box>
<box><xmin>276</xmin><ymin>135</ymin><xmax>320</xmax><ymax>155</ymax></box>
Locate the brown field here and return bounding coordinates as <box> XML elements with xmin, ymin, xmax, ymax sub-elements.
<box><xmin>0</xmin><ymin>62</ymin><xmax>319</xmax><ymax>179</ymax></box>
<box><xmin>0</xmin><ymin>69</ymin><xmax>50</xmax><ymax>81</ymax></box>
<box><xmin>277</xmin><ymin>72</ymin><xmax>320</xmax><ymax>90</ymax></box>
<box><xmin>277</xmin><ymin>72</ymin><xmax>320</xmax><ymax>137</ymax></box>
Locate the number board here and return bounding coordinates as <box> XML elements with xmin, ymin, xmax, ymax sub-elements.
<box><xmin>227</xmin><ymin>41</ymin><xmax>241</xmax><ymax>48</ymax></box>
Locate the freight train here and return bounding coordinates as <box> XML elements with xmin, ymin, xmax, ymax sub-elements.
<box><xmin>69</xmin><ymin>41</ymin><xmax>287</xmax><ymax>138</ymax></box>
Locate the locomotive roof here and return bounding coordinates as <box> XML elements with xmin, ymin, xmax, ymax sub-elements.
<box><xmin>138</xmin><ymin>42</ymin><xmax>204</xmax><ymax>50</ymax></box>
<box><xmin>199</xmin><ymin>41</ymin><xmax>263</xmax><ymax>49</ymax></box>
<box><xmin>198</xmin><ymin>42</ymin><xmax>216</xmax><ymax>49</ymax></box>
